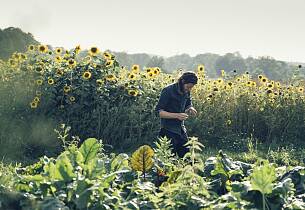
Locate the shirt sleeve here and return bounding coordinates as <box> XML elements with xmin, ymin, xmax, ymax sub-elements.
<box><xmin>155</xmin><ymin>88</ymin><xmax>170</xmax><ymax>117</ymax></box>
<box><xmin>184</xmin><ymin>93</ymin><xmax>193</xmax><ymax>111</ymax></box>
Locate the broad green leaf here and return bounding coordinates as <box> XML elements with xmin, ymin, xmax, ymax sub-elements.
<box><xmin>79</xmin><ymin>138</ymin><xmax>101</xmax><ymax>164</ymax></box>
<box><xmin>130</xmin><ymin>145</ymin><xmax>154</xmax><ymax>173</ymax></box>
<box><xmin>55</xmin><ymin>152</ymin><xmax>76</xmax><ymax>181</ymax></box>
<box><xmin>250</xmin><ymin>161</ymin><xmax>276</xmax><ymax>194</ymax></box>
<box><xmin>111</xmin><ymin>153</ymin><xmax>130</xmax><ymax>171</ymax></box>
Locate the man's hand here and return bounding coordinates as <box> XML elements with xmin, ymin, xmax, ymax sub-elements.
<box><xmin>185</xmin><ymin>107</ymin><xmax>197</xmax><ymax>116</ymax></box>
<box><xmin>175</xmin><ymin>113</ymin><xmax>189</xmax><ymax>121</ymax></box>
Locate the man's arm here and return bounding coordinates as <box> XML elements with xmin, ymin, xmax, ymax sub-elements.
<box><xmin>185</xmin><ymin>93</ymin><xmax>197</xmax><ymax>115</ymax></box>
<box><xmin>159</xmin><ymin>110</ymin><xmax>188</xmax><ymax>121</ymax></box>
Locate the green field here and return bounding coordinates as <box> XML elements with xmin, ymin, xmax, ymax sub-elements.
<box><xmin>0</xmin><ymin>45</ymin><xmax>304</xmax><ymax>209</ymax></box>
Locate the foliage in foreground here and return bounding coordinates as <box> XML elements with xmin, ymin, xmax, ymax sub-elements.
<box><xmin>0</xmin><ymin>137</ymin><xmax>304</xmax><ymax>210</ymax></box>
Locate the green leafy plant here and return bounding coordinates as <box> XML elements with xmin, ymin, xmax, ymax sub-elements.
<box><xmin>250</xmin><ymin>160</ymin><xmax>277</xmax><ymax>210</ymax></box>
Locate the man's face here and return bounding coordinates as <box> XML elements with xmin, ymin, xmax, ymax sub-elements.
<box><xmin>183</xmin><ymin>83</ymin><xmax>195</xmax><ymax>93</ymax></box>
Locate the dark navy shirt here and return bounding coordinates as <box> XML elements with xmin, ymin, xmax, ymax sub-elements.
<box><xmin>155</xmin><ymin>83</ymin><xmax>192</xmax><ymax>135</ymax></box>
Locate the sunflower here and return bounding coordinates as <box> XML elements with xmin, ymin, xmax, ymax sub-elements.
<box><xmin>96</xmin><ymin>79</ymin><xmax>104</xmax><ymax>86</ymax></box>
<box><xmin>68</xmin><ymin>59</ymin><xmax>76</xmax><ymax>67</ymax></box>
<box><xmin>69</xmin><ymin>96</ymin><xmax>76</xmax><ymax>102</ymax></box>
<box><xmin>146</xmin><ymin>68</ymin><xmax>153</xmax><ymax>73</ymax></box>
<box><xmin>55</xmin><ymin>56</ymin><xmax>62</xmax><ymax>62</ymax></box>
<box><xmin>84</xmin><ymin>55</ymin><xmax>92</xmax><ymax>63</ymax></box>
<box><xmin>89</xmin><ymin>47</ymin><xmax>100</xmax><ymax>56</ymax></box>
<box><xmin>56</xmin><ymin>69</ymin><xmax>64</xmax><ymax>76</ymax></box>
<box><xmin>33</xmin><ymin>97</ymin><xmax>40</xmax><ymax>103</ymax></box>
<box><xmin>28</xmin><ymin>45</ymin><xmax>35</xmax><ymax>51</ymax></box>
<box><xmin>36</xmin><ymin>91</ymin><xmax>42</xmax><ymax>96</ymax></box>
<box><xmin>131</xmin><ymin>65</ymin><xmax>140</xmax><ymax>73</ymax></box>
<box><xmin>266</xmin><ymin>89</ymin><xmax>273</xmax><ymax>94</ymax></box>
<box><xmin>103</xmin><ymin>52</ymin><xmax>112</xmax><ymax>60</ymax></box>
<box><xmin>75</xmin><ymin>45</ymin><xmax>81</xmax><ymax>54</ymax></box>
<box><xmin>82</xmin><ymin>71</ymin><xmax>92</xmax><ymax>80</ymax></box>
<box><xmin>63</xmin><ymin>85</ymin><xmax>71</xmax><ymax>93</ymax></box>
<box><xmin>267</xmin><ymin>83</ymin><xmax>274</xmax><ymax>88</ymax></box>
<box><xmin>36</xmin><ymin>79</ymin><xmax>43</xmax><ymax>85</ymax></box>
<box><xmin>38</xmin><ymin>45</ymin><xmax>48</xmax><ymax>53</ymax></box>
<box><xmin>197</xmin><ymin>65</ymin><xmax>205</xmax><ymax>72</ymax></box>
<box><xmin>48</xmin><ymin>78</ymin><xmax>55</xmax><ymax>85</ymax></box>
<box><xmin>261</xmin><ymin>77</ymin><xmax>267</xmax><ymax>83</ymax></box>
<box><xmin>298</xmin><ymin>87</ymin><xmax>304</xmax><ymax>93</ymax></box>
<box><xmin>153</xmin><ymin>67</ymin><xmax>161</xmax><ymax>75</ymax></box>
<box><xmin>20</xmin><ymin>53</ymin><xmax>27</xmax><ymax>60</ymax></box>
<box><xmin>35</xmin><ymin>65</ymin><xmax>44</xmax><ymax>73</ymax></box>
<box><xmin>128</xmin><ymin>89</ymin><xmax>139</xmax><ymax>96</ymax></box>
<box><xmin>8</xmin><ymin>59</ymin><xmax>17</xmax><ymax>67</ymax></box>
<box><xmin>147</xmin><ymin>72</ymin><xmax>154</xmax><ymax>79</ymax></box>
<box><xmin>128</xmin><ymin>73</ymin><xmax>137</xmax><ymax>80</ymax></box>
<box><xmin>55</xmin><ymin>48</ymin><xmax>62</xmax><ymax>54</ymax></box>
<box><xmin>258</xmin><ymin>75</ymin><xmax>263</xmax><ymax>80</ymax></box>
<box><xmin>105</xmin><ymin>59</ymin><xmax>114</xmax><ymax>67</ymax></box>
<box><xmin>30</xmin><ymin>101</ymin><xmax>38</xmax><ymax>109</ymax></box>
<box><xmin>106</xmin><ymin>74</ymin><xmax>116</xmax><ymax>81</ymax></box>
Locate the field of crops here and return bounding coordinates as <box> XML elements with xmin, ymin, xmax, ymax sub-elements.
<box><xmin>0</xmin><ymin>45</ymin><xmax>304</xmax><ymax>209</ymax></box>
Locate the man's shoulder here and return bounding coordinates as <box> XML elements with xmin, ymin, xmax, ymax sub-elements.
<box><xmin>163</xmin><ymin>83</ymin><xmax>176</xmax><ymax>92</ymax></box>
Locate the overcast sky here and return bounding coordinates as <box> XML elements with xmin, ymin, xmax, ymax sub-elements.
<box><xmin>0</xmin><ymin>0</ymin><xmax>304</xmax><ymax>62</ymax></box>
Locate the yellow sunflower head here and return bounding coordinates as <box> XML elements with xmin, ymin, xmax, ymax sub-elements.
<box><xmin>82</xmin><ymin>71</ymin><xmax>92</xmax><ymax>80</ymax></box>
<box><xmin>96</xmin><ymin>79</ymin><xmax>104</xmax><ymax>86</ymax></box>
<box><xmin>63</xmin><ymin>85</ymin><xmax>71</xmax><ymax>93</ymax></box>
<box><xmin>106</xmin><ymin>74</ymin><xmax>116</xmax><ymax>81</ymax></box>
<box><xmin>38</xmin><ymin>45</ymin><xmax>48</xmax><ymax>53</ymax></box>
<box><xmin>55</xmin><ymin>56</ymin><xmax>62</xmax><ymax>63</ymax></box>
<box><xmin>69</xmin><ymin>96</ymin><xmax>76</xmax><ymax>102</ymax></box>
<box><xmin>147</xmin><ymin>72</ymin><xmax>154</xmax><ymax>79</ymax></box>
<box><xmin>128</xmin><ymin>89</ymin><xmax>139</xmax><ymax>96</ymax></box>
<box><xmin>28</xmin><ymin>45</ymin><xmax>35</xmax><ymax>51</ymax></box>
<box><xmin>131</xmin><ymin>65</ymin><xmax>140</xmax><ymax>73</ymax></box>
<box><xmin>36</xmin><ymin>90</ymin><xmax>42</xmax><ymax>96</ymax></box>
<box><xmin>146</xmin><ymin>68</ymin><xmax>152</xmax><ymax>73</ymax></box>
<box><xmin>33</xmin><ymin>97</ymin><xmax>40</xmax><ymax>103</ymax></box>
<box><xmin>68</xmin><ymin>59</ymin><xmax>76</xmax><ymax>67</ymax></box>
<box><xmin>75</xmin><ymin>45</ymin><xmax>81</xmax><ymax>54</ymax></box>
<box><xmin>36</xmin><ymin>79</ymin><xmax>43</xmax><ymax>86</ymax></box>
<box><xmin>55</xmin><ymin>48</ymin><xmax>63</xmax><ymax>54</ymax></box>
<box><xmin>30</xmin><ymin>101</ymin><xmax>38</xmax><ymax>109</ymax></box>
<box><xmin>103</xmin><ymin>52</ymin><xmax>112</xmax><ymax>60</ymax></box>
<box><xmin>89</xmin><ymin>46</ymin><xmax>100</xmax><ymax>56</ymax></box>
<box><xmin>20</xmin><ymin>53</ymin><xmax>27</xmax><ymax>60</ymax></box>
<box><xmin>153</xmin><ymin>67</ymin><xmax>161</xmax><ymax>75</ymax></box>
<box><xmin>56</xmin><ymin>69</ymin><xmax>64</xmax><ymax>76</ymax></box>
<box><xmin>197</xmin><ymin>65</ymin><xmax>205</xmax><ymax>72</ymax></box>
<box><xmin>128</xmin><ymin>73</ymin><xmax>137</xmax><ymax>80</ymax></box>
<box><xmin>105</xmin><ymin>59</ymin><xmax>114</xmax><ymax>67</ymax></box>
<box><xmin>298</xmin><ymin>87</ymin><xmax>304</xmax><ymax>93</ymax></box>
<box><xmin>48</xmin><ymin>78</ymin><xmax>55</xmax><ymax>85</ymax></box>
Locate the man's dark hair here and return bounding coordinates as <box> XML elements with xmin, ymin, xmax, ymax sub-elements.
<box><xmin>178</xmin><ymin>71</ymin><xmax>198</xmax><ymax>85</ymax></box>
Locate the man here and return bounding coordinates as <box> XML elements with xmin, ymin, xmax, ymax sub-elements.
<box><xmin>155</xmin><ymin>71</ymin><xmax>198</xmax><ymax>158</ymax></box>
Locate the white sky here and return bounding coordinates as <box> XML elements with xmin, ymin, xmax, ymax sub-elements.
<box><xmin>0</xmin><ymin>0</ymin><xmax>304</xmax><ymax>62</ymax></box>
